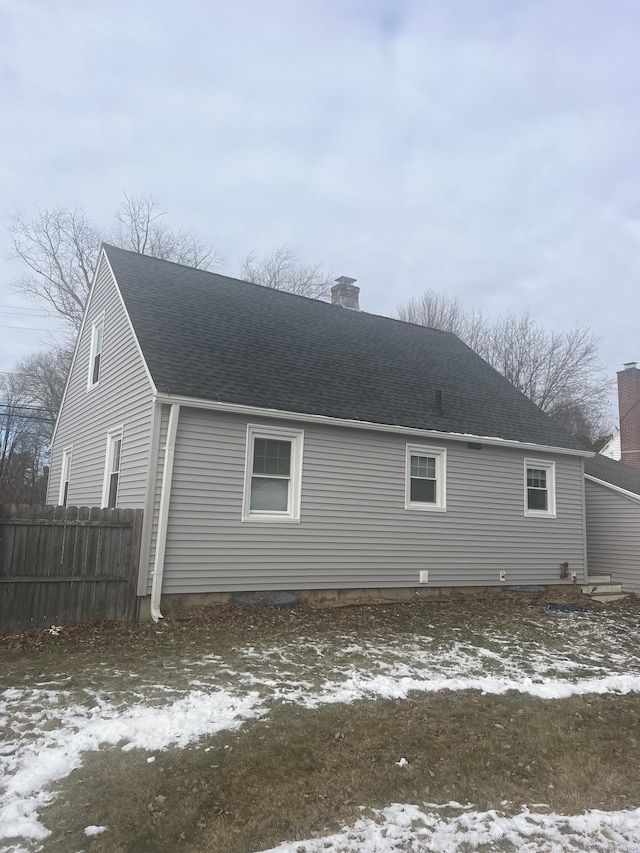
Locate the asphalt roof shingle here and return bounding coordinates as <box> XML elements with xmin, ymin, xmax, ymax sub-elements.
<box><xmin>584</xmin><ymin>454</ymin><xmax>640</xmax><ymax>497</ymax></box>
<box><xmin>104</xmin><ymin>244</ymin><xmax>581</xmax><ymax>451</ymax></box>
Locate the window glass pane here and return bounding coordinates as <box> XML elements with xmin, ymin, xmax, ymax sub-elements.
<box><xmin>108</xmin><ymin>472</ymin><xmax>119</xmax><ymax>508</ymax></box>
<box><xmin>253</xmin><ymin>439</ymin><xmax>291</xmax><ymax>476</ymax></box>
<box><xmin>527</xmin><ymin>488</ymin><xmax>547</xmax><ymax>511</ymax></box>
<box><xmin>411</xmin><ymin>455</ymin><xmax>436</xmax><ymax>479</ymax></box>
<box><xmin>410</xmin><ymin>477</ymin><xmax>436</xmax><ymax>503</ymax></box>
<box><xmin>92</xmin><ymin>353</ymin><xmax>101</xmax><ymax>384</ymax></box>
<box><xmin>250</xmin><ymin>476</ymin><xmax>289</xmax><ymax>511</ymax></box>
<box><xmin>95</xmin><ymin>323</ymin><xmax>103</xmax><ymax>353</ymax></box>
<box><xmin>527</xmin><ymin>468</ymin><xmax>546</xmax><ymax>489</ymax></box>
<box><xmin>112</xmin><ymin>438</ymin><xmax>122</xmax><ymax>473</ymax></box>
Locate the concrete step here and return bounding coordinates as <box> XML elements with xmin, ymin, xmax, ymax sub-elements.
<box><xmin>590</xmin><ymin>593</ymin><xmax>628</xmax><ymax>603</ymax></box>
<box><xmin>586</xmin><ymin>574</ymin><xmax>612</xmax><ymax>585</ymax></box>
<box><xmin>581</xmin><ymin>583</ymin><xmax>623</xmax><ymax>596</ymax></box>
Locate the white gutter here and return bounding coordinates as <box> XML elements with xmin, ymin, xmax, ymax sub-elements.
<box><xmin>154</xmin><ymin>393</ymin><xmax>593</xmax><ymax>458</ymax></box>
<box><xmin>150</xmin><ymin>403</ymin><xmax>180</xmax><ymax>622</ymax></box>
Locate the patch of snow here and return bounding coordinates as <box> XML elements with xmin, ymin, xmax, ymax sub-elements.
<box><xmin>256</xmin><ymin>802</ymin><xmax>640</xmax><ymax>852</ymax></box>
<box><xmin>0</xmin><ymin>690</ymin><xmax>263</xmax><ymax>844</ymax></box>
<box><xmin>84</xmin><ymin>824</ymin><xmax>106</xmax><ymax>837</ymax></box>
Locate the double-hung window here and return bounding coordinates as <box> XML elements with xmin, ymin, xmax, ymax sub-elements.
<box><xmin>405</xmin><ymin>444</ymin><xmax>446</xmax><ymax>511</ymax></box>
<box><xmin>88</xmin><ymin>316</ymin><xmax>104</xmax><ymax>388</ymax></box>
<box><xmin>242</xmin><ymin>425</ymin><xmax>304</xmax><ymax>522</ymax></box>
<box><xmin>102</xmin><ymin>428</ymin><xmax>123</xmax><ymax>509</ymax></box>
<box><xmin>58</xmin><ymin>448</ymin><xmax>72</xmax><ymax>506</ymax></box>
<box><xmin>524</xmin><ymin>459</ymin><xmax>556</xmax><ymax>517</ymax></box>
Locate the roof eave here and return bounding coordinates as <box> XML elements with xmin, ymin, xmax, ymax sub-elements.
<box><xmin>585</xmin><ymin>473</ymin><xmax>640</xmax><ymax>502</ymax></box>
<box><xmin>154</xmin><ymin>392</ymin><xmax>593</xmax><ymax>457</ymax></box>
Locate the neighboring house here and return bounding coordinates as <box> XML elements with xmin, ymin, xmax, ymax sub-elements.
<box><xmin>48</xmin><ymin>245</ymin><xmax>593</xmax><ymax>619</ymax></box>
<box><xmin>600</xmin><ymin>431</ymin><xmax>621</xmax><ymax>461</ymax></box>
<box><xmin>585</xmin><ymin>454</ymin><xmax>640</xmax><ymax>595</ymax></box>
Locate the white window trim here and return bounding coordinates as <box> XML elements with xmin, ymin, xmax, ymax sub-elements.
<box><xmin>524</xmin><ymin>458</ymin><xmax>556</xmax><ymax>518</ymax></box>
<box><xmin>405</xmin><ymin>443</ymin><xmax>447</xmax><ymax>512</ymax></box>
<box><xmin>58</xmin><ymin>446</ymin><xmax>73</xmax><ymax>506</ymax></box>
<box><xmin>87</xmin><ymin>313</ymin><xmax>105</xmax><ymax>390</ymax></box>
<box><xmin>242</xmin><ymin>424</ymin><xmax>304</xmax><ymax>523</ymax></box>
<box><xmin>101</xmin><ymin>426</ymin><xmax>124</xmax><ymax>508</ymax></box>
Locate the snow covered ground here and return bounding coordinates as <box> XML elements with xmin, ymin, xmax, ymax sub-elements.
<box><xmin>1</xmin><ymin>607</ymin><xmax>640</xmax><ymax>852</ymax></box>
<box><xmin>258</xmin><ymin>802</ymin><xmax>640</xmax><ymax>853</ymax></box>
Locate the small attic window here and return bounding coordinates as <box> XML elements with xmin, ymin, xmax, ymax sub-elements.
<box><xmin>88</xmin><ymin>316</ymin><xmax>104</xmax><ymax>389</ymax></box>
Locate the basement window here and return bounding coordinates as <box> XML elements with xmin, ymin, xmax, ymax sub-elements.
<box><xmin>405</xmin><ymin>444</ymin><xmax>446</xmax><ymax>511</ymax></box>
<box><xmin>524</xmin><ymin>459</ymin><xmax>556</xmax><ymax>517</ymax></box>
<box><xmin>242</xmin><ymin>425</ymin><xmax>304</xmax><ymax>522</ymax></box>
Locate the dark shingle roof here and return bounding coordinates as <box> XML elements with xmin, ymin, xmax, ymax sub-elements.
<box><xmin>104</xmin><ymin>244</ymin><xmax>581</xmax><ymax>450</ymax></box>
<box><xmin>584</xmin><ymin>454</ymin><xmax>640</xmax><ymax>497</ymax></box>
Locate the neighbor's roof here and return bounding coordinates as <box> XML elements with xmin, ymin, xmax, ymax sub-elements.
<box><xmin>103</xmin><ymin>244</ymin><xmax>580</xmax><ymax>451</ymax></box>
<box><xmin>585</xmin><ymin>454</ymin><xmax>640</xmax><ymax>497</ymax></box>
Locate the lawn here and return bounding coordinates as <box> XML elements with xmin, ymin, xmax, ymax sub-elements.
<box><xmin>1</xmin><ymin>592</ymin><xmax>640</xmax><ymax>852</ymax></box>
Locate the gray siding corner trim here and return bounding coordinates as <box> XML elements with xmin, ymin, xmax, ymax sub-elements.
<box><xmin>136</xmin><ymin>401</ymin><xmax>163</xmax><ymax>596</ymax></box>
<box><xmin>154</xmin><ymin>393</ymin><xmax>594</xmax><ymax>458</ymax></box>
<box><xmin>149</xmin><ymin>403</ymin><xmax>180</xmax><ymax>620</ymax></box>
<box><xmin>580</xmin><ymin>458</ymin><xmax>588</xmax><ymax>584</ymax></box>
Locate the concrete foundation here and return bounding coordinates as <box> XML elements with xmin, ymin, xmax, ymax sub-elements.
<box><xmin>137</xmin><ymin>583</ymin><xmax>578</xmax><ymax>621</ymax></box>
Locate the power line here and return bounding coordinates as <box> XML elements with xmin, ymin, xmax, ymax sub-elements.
<box><xmin>1</xmin><ymin>311</ymin><xmax>51</xmax><ymax>318</ymax></box>
<box><xmin>0</xmin><ymin>412</ymin><xmax>55</xmax><ymax>423</ymax></box>
<box><xmin>0</xmin><ymin>325</ymin><xmax>58</xmax><ymax>332</ymax></box>
<box><xmin>0</xmin><ymin>402</ymin><xmax>58</xmax><ymax>413</ymax></box>
<box><xmin>0</xmin><ymin>303</ymin><xmax>52</xmax><ymax>312</ymax></box>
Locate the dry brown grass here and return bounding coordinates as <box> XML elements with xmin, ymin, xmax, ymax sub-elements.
<box><xmin>44</xmin><ymin>690</ymin><xmax>640</xmax><ymax>853</ymax></box>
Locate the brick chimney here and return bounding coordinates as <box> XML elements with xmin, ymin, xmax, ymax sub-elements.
<box><xmin>618</xmin><ymin>362</ymin><xmax>640</xmax><ymax>469</ymax></box>
<box><xmin>331</xmin><ymin>276</ymin><xmax>359</xmax><ymax>310</ymax></box>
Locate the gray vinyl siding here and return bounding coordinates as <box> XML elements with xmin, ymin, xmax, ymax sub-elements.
<box><xmin>150</xmin><ymin>407</ymin><xmax>586</xmax><ymax>594</ymax></box>
<box><xmin>47</xmin><ymin>256</ymin><xmax>154</xmax><ymax>509</ymax></box>
<box><xmin>585</xmin><ymin>479</ymin><xmax>640</xmax><ymax>593</ymax></box>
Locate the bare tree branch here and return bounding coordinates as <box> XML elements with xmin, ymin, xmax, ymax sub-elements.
<box><xmin>112</xmin><ymin>193</ymin><xmax>223</xmax><ymax>270</ymax></box>
<box><xmin>242</xmin><ymin>246</ymin><xmax>332</xmax><ymax>300</ymax></box>
<box><xmin>397</xmin><ymin>291</ymin><xmax>612</xmax><ymax>445</ymax></box>
<box><xmin>8</xmin><ymin>194</ymin><xmax>223</xmax><ymax>334</ymax></box>
<box><xmin>9</xmin><ymin>207</ymin><xmax>102</xmax><ymax>331</ymax></box>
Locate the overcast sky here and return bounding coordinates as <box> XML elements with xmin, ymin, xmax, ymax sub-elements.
<box><xmin>1</xmin><ymin>0</ymin><xmax>638</xmax><ymax>421</ymax></box>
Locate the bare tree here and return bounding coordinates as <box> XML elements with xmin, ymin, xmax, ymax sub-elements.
<box><xmin>242</xmin><ymin>246</ymin><xmax>332</xmax><ymax>300</ymax></box>
<box><xmin>9</xmin><ymin>207</ymin><xmax>102</xmax><ymax>331</ymax></box>
<box><xmin>16</xmin><ymin>345</ymin><xmax>72</xmax><ymax>416</ymax></box>
<box><xmin>397</xmin><ymin>292</ymin><xmax>612</xmax><ymax>444</ymax></box>
<box><xmin>112</xmin><ymin>193</ymin><xmax>223</xmax><ymax>270</ymax></box>
<box><xmin>398</xmin><ymin>290</ymin><xmax>489</xmax><ymax>354</ymax></box>
<box><xmin>0</xmin><ymin>372</ymin><xmax>52</xmax><ymax>504</ymax></box>
<box><xmin>9</xmin><ymin>193</ymin><xmax>221</xmax><ymax>332</ymax></box>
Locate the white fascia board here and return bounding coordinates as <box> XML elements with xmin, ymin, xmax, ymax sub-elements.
<box><xmin>50</xmin><ymin>248</ymin><xmax>106</xmax><ymax>446</ymax></box>
<box><xmin>584</xmin><ymin>473</ymin><xmax>640</xmax><ymax>503</ymax></box>
<box><xmin>102</xmin><ymin>250</ymin><xmax>157</xmax><ymax>395</ymax></box>
<box><xmin>154</xmin><ymin>393</ymin><xmax>594</xmax><ymax>458</ymax></box>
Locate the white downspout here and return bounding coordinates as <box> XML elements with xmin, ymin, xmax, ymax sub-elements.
<box><xmin>150</xmin><ymin>403</ymin><xmax>180</xmax><ymax>622</ymax></box>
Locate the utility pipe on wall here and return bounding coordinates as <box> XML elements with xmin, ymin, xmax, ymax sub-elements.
<box><xmin>150</xmin><ymin>403</ymin><xmax>180</xmax><ymax>622</ymax></box>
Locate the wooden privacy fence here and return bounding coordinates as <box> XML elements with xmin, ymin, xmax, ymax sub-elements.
<box><xmin>0</xmin><ymin>505</ymin><xmax>143</xmax><ymax>634</ymax></box>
